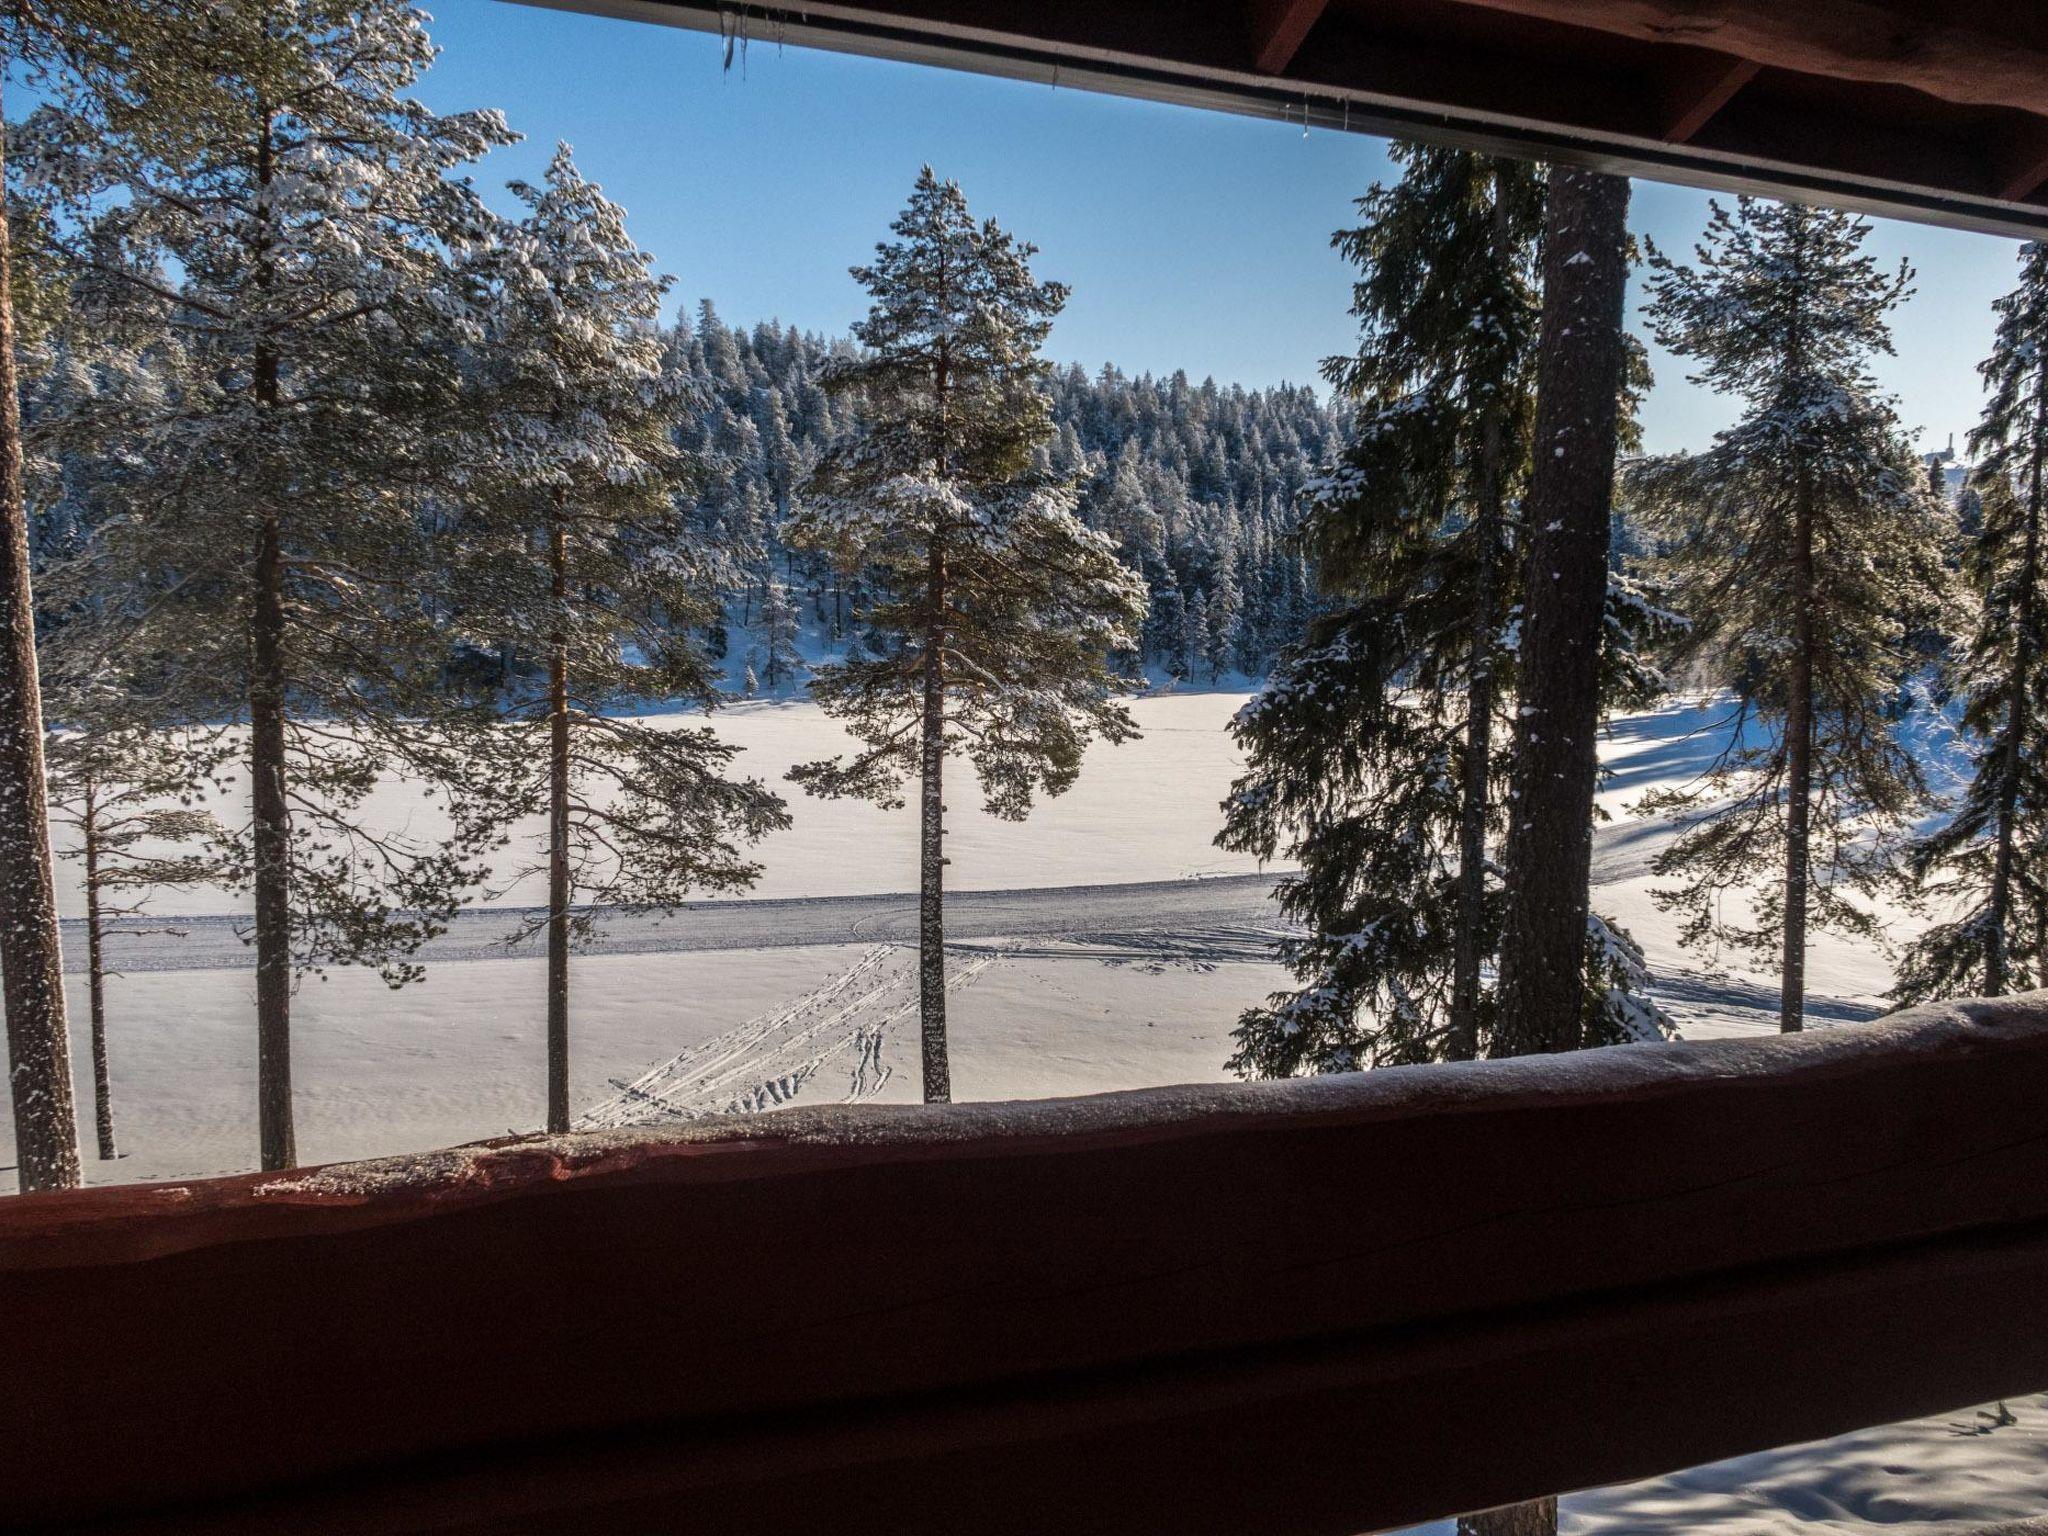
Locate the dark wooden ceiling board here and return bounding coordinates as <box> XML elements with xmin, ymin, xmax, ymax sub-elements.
<box><xmin>1426</xmin><ymin>0</ymin><xmax>2048</xmax><ymax>117</ymax></box>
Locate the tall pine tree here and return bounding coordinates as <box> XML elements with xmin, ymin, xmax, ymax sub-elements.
<box><xmin>465</xmin><ymin>147</ymin><xmax>787</xmax><ymax>1135</ymax></box>
<box><xmin>787</xmin><ymin>168</ymin><xmax>1146</xmax><ymax>1102</ymax></box>
<box><xmin>1631</xmin><ymin>197</ymin><xmax>1949</xmax><ymax>1031</ymax></box>
<box><xmin>24</xmin><ymin>0</ymin><xmax>518</xmax><ymax>1168</ymax></box>
<box><xmin>1894</xmin><ymin>241</ymin><xmax>2048</xmax><ymax>1004</ymax></box>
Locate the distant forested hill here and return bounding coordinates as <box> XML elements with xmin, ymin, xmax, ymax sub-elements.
<box><xmin>673</xmin><ymin>301</ymin><xmax>1344</xmax><ymax>688</ymax></box>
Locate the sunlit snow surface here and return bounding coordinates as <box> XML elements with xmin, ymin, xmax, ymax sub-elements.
<box><xmin>1394</xmin><ymin>1396</ymin><xmax>2048</xmax><ymax>1536</ymax></box>
<box><xmin>10</xmin><ymin>690</ymin><xmax>1952</xmax><ymax>1182</ymax></box>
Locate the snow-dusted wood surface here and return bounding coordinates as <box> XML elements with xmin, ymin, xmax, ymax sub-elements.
<box><xmin>7</xmin><ymin>996</ymin><xmax>2048</xmax><ymax>1533</ymax></box>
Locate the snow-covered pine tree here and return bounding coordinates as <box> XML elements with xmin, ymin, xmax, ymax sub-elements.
<box><xmin>1219</xmin><ymin>145</ymin><xmax>1543</xmax><ymax>1073</ymax></box>
<box><xmin>1207</xmin><ymin>560</ymin><xmax>1245</xmax><ymax>683</ymax></box>
<box><xmin>464</xmin><ymin>147</ymin><xmax>788</xmax><ymax>1135</ymax></box>
<box><xmin>1893</xmin><ymin>241</ymin><xmax>2048</xmax><ymax>1004</ymax></box>
<box><xmin>759</xmin><ymin>578</ymin><xmax>805</xmax><ymax>689</ymax></box>
<box><xmin>22</xmin><ymin>0</ymin><xmax>520</xmax><ymax>1170</ymax></box>
<box><xmin>1184</xmin><ymin>589</ymin><xmax>1210</xmax><ymax>685</ymax></box>
<box><xmin>787</xmin><ymin>167</ymin><xmax>1146</xmax><ymax>1102</ymax></box>
<box><xmin>1222</xmin><ymin>150</ymin><xmax>1671</xmax><ymax>1082</ymax></box>
<box><xmin>1630</xmin><ymin>197</ymin><xmax>1950</xmax><ymax>1032</ymax></box>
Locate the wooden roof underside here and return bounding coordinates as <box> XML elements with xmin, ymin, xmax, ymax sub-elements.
<box><xmin>517</xmin><ymin>0</ymin><xmax>2048</xmax><ymax>238</ymax></box>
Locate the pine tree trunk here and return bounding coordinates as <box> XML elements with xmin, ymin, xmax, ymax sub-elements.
<box><xmin>0</xmin><ymin>69</ymin><xmax>80</xmax><ymax>1192</ymax></box>
<box><xmin>249</xmin><ymin>112</ymin><xmax>295</xmax><ymax>1171</ymax></box>
<box><xmin>917</xmin><ymin>545</ymin><xmax>951</xmax><ymax>1104</ymax></box>
<box><xmin>546</xmin><ymin>499</ymin><xmax>572</xmax><ymax>1134</ymax></box>
<box><xmin>250</xmin><ymin>497</ymin><xmax>295</xmax><ymax>1169</ymax></box>
<box><xmin>1780</xmin><ymin>481</ymin><xmax>1816</xmax><ymax>1033</ymax></box>
<box><xmin>1476</xmin><ymin>168</ymin><xmax>1631</xmax><ymax>1536</ymax></box>
<box><xmin>1495</xmin><ymin>168</ymin><xmax>1632</xmax><ymax>1060</ymax></box>
<box><xmin>82</xmin><ymin>783</ymin><xmax>115</xmax><ymax>1161</ymax></box>
<box><xmin>917</xmin><ymin>285</ymin><xmax>954</xmax><ymax>1106</ymax></box>
<box><xmin>1986</xmin><ymin>380</ymin><xmax>2048</xmax><ymax>995</ymax></box>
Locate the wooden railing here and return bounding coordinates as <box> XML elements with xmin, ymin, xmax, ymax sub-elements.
<box><xmin>6</xmin><ymin>995</ymin><xmax>2048</xmax><ymax>1534</ymax></box>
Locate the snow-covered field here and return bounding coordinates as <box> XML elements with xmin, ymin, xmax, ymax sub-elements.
<box><xmin>13</xmin><ymin>686</ymin><xmax>2031</xmax><ymax>1536</ymax></box>
<box><xmin>11</xmin><ymin>688</ymin><xmax>1936</xmax><ymax>1185</ymax></box>
<box><xmin>1388</xmin><ymin>1396</ymin><xmax>2048</xmax><ymax>1536</ymax></box>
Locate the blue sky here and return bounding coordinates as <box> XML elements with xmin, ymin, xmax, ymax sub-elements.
<box><xmin>424</xmin><ymin>0</ymin><xmax>2018</xmax><ymax>457</ymax></box>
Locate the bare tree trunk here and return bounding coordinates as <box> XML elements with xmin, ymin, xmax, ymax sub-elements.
<box><xmin>1986</xmin><ymin>379</ymin><xmax>2047</xmax><ymax>996</ymax></box>
<box><xmin>547</xmin><ymin>499</ymin><xmax>572</xmax><ymax>1134</ymax></box>
<box><xmin>1495</xmin><ymin>167</ymin><xmax>1632</xmax><ymax>1060</ymax></box>
<box><xmin>1448</xmin><ymin>183</ymin><xmax>1517</xmax><ymax>1064</ymax></box>
<box><xmin>917</xmin><ymin>542</ymin><xmax>950</xmax><ymax>1104</ymax></box>
<box><xmin>81</xmin><ymin>780</ymin><xmax>115</xmax><ymax>1161</ymax></box>
<box><xmin>0</xmin><ymin>71</ymin><xmax>80</xmax><ymax>1192</ymax></box>
<box><xmin>249</xmin><ymin>110</ymin><xmax>296</xmax><ymax>1171</ymax></box>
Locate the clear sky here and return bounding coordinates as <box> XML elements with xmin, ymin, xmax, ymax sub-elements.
<box><xmin>419</xmin><ymin>0</ymin><xmax>2022</xmax><ymax>457</ymax></box>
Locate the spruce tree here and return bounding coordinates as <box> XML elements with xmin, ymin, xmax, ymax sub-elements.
<box><xmin>1893</xmin><ymin>241</ymin><xmax>2048</xmax><ymax>1004</ymax></box>
<box><xmin>1207</xmin><ymin>561</ymin><xmax>1245</xmax><ymax>683</ymax></box>
<box><xmin>1219</xmin><ymin>145</ymin><xmax>1543</xmax><ymax>1072</ymax></box>
<box><xmin>759</xmin><ymin>579</ymin><xmax>804</xmax><ymax>689</ymax></box>
<box><xmin>1222</xmin><ymin>149</ymin><xmax>1668</xmax><ymax>1079</ymax></box>
<box><xmin>465</xmin><ymin>148</ymin><xmax>787</xmax><ymax>1135</ymax></box>
<box><xmin>23</xmin><ymin>0</ymin><xmax>518</xmax><ymax>1168</ymax></box>
<box><xmin>787</xmin><ymin>168</ymin><xmax>1146</xmax><ymax>1102</ymax></box>
<box><xmin>1631</xmin><ymin>197</ymin><xmax>1949</xmax><ymax>1031</ymax></box>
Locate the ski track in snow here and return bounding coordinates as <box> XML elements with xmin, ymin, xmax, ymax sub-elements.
<box><xmin>577</xmin><ymin>945</ymin><xmax>997</xmax><ymax>1127</ymax></box>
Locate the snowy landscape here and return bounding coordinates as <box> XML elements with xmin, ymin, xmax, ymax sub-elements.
<box><xmin>4</xmin><ymin>688</ymin><xmax>1922</xmax><ymax>1190</ymax></box>
<box><xmin>6</xmin><ymin>2</ymin><xmax>2047</xmax><ymax>1531</ymax></box>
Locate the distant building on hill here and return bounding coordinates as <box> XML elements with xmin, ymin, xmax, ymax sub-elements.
<box><xmin>1922</xmin><ymin>433</ymin><xmax>1968</xmax><ymax>502</ymax></box>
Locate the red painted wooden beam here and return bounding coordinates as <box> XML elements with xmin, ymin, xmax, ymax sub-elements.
<box><xmin>1994</xmin><ymin>123</ymin><xmax>2048</xmax><ymax>203</ymax></box>
<box><xmin>1658</xmin><ymin>49</ymin><xmax>1762</xmax><ymax>143</ymax></box>
<box><xmin>6</xmin><ymin>997</ymin><xmax>2048</xmax><ymax>1534</ymax></box>
<box><xmin>1247</xmin><ymin>0</ymin><xmax>1332</xmax><ymax>75</ymax></box>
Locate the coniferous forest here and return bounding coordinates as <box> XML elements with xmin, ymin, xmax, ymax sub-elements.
<box><xmin>659</xmin><ymin>305</ymin><xmax>1340</xmax><ymax>691</ymax></box>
